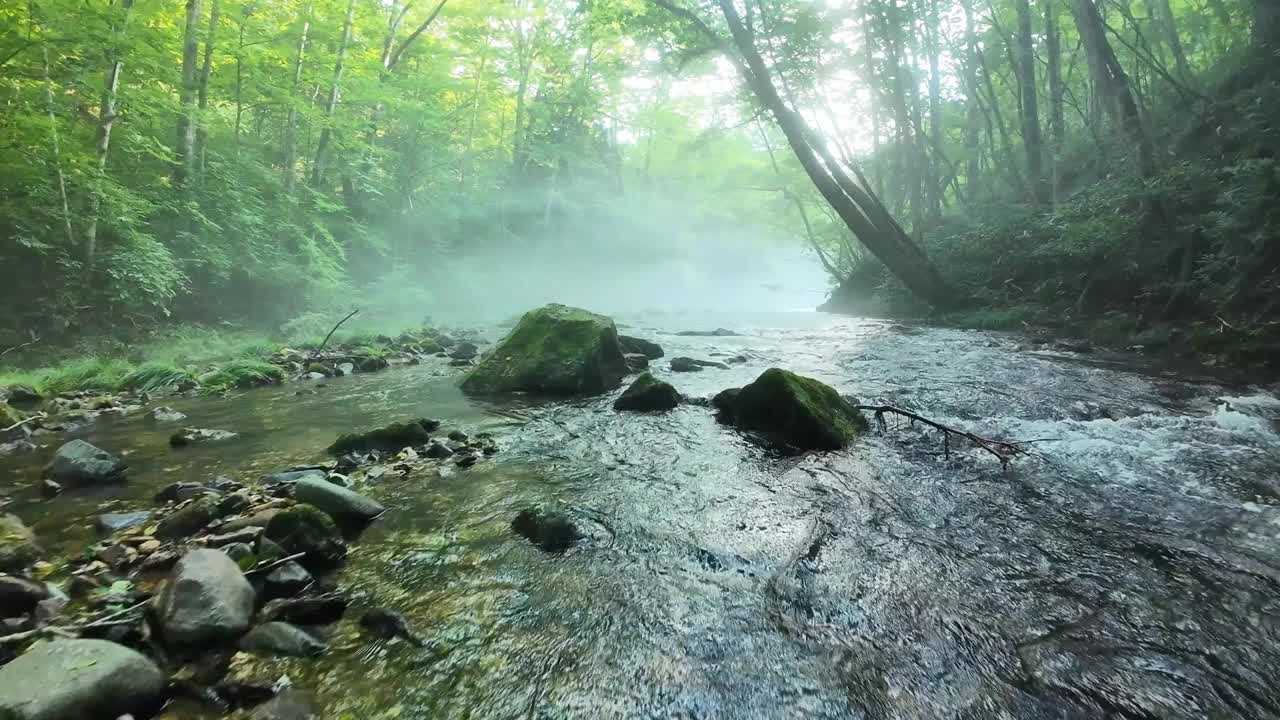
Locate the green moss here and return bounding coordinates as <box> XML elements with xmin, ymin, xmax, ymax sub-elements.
<box><xmin>0</xmin><ymin>404</ymin><xmax>24</xmax><ymax>428</ymax></box>
<box><xmin>265</xmin><ymin>504</ymin><xmax>347</xmax><ymax>568</ymax></box>
<box><xmin>729</xmin><ymin>368</ymin><xmax>867</xmax><ymax>451</ymax></box>
<box><xmin>613</xmin><ymin>372</ymin><xmax>680</xmax><ymax>412</ymax></box>
<box><xmin>328</xmin><ymin>418</ymin><xmax>437</xmax><ymax>455</ymax></box>
<box><xmin>0</xmin><ymin>513</ymin><xmax>39</xmax><ymax>572</ymax></box>
<box><xmin>121</xmin><ymin>362</ymin><xmax>196</xmax><ymax>392</ymax></box>
<box><xmin>462</xmin><ymin>304</ymin><xmax>627</xmax><ymax>395</ymax></box>
<box><xmin>199</xmin><ymin>359</ymin><xmax>287</xmax><ymax>393</ymax></box>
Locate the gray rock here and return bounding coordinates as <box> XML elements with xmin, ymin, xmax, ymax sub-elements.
<box><xmin>623</xmin><ymin>353</ymin><xmax>649</xmax><ymax>372</ymax></box>
<box><xmin>261</xmin><ymin>469</ymin><xmax>327</xmax><ymax>485</ymax></box>
<box><xmin>4</xmin><ymin>384</ymin><xmax>42</xmax><ymax>406</ymax></box>
<box><xmin>222</xmin><ymin>542</ymin><xmax>255</xmax><ymax>564</ymax></box>
<box><xmin>618</xmin><ymin>335</ymin><xmax>664</xmax><ymax>359</ymax></box>
<box><xmin>613</xmin><ymin>372</ymin><xmax>680</xmax><ymax>412</ymax></box>
<box><xmin>0</xmin><ymin>514</ymin><xmax>39</xmax><ymax>572</ymax></box>
<box><xmin>237</xmin><ymin>622</ymin><xmax>326</xmax><ymax>657</ymax></box>
<box><xmin>449</xmin><ymin>341</ymin><xmax>479</xmax><ymax>360</ymax></box>
<box><xmin>670</xmin><ymin>357</ymin><xmax>729</xmax><ymax>372</ymax></box>
<box><xmin>293</xmin><ymin>476</ymin><xmax>385</xmax><ymax>525</ymax></box>
<box><xmin>336</xmin><ymin>362</ymin><xmax>356</xmax><ymax>376</ymax></box>
<box><xmin>148</xmin><ymin>406</ymin><xmax>187</xmax><ymax>423</ymax></box>
<box><xmin>424</xmin><ymin>442</ymin><xmax>453</xmax><ymax>459</ymax></box>
<box><xmin>155</xmin><ymin>496</ymin><xmax>221</xmax><ymax>541</ymax></box>
<box><xmin>154</xmin><ymin>481</ymin><xmax>213</xmax><ymax>504</ymax></box>
<box><xmin>675</xmin><ymin>327</ymin><xmax>741</xmax><ymax>337</ymax></box>
<box><xmin>156</xmin><ymin>549</ymin><xmax>256</xmax><ymax>647</ymax></box>
<box><xmin>169</xmin><ymin>427</ymin><xmax>238</xmax><ymax>447</ymax></box>
<box><xmin>263</xmin><ymin>561</ymin><xmax>312</xmax><ymax>598</ymax></box>
<box><xmin>250</xmin><ymin>690</ymin><xmax>322</xmax><ymax>720</ymax></box>
<box><xmin>43</xmin><ymin>440</ymin><xmax>126</xmax><ymax>486</ymax></box>
<box><xmin>260</xmin><ymin>593</ymin><xmax>349</xmax><ymax>625</ymax></box>
<box><xmin>95</xmin><ymin>511</ymin><xmax>152</xmax><ymax>535</ymax></box>
<box><xmin>0</xmin><ymin>639</ymin><xmax>166</xmax><ymax>720</ymax></box>
<box><xmin>0</xmin><ymin>574</ymin><xmax>48</xmax><ymax>616</ymax></box>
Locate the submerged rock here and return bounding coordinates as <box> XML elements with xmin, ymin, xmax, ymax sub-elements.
<box><xmin>169</xmin><ymin>427</ymin><xmax>238</xmax><ymax>446</ymax></box>
<box><xmin>461</xmin><ymin>304</ymin><xmax>628</xmax><ymax>396</ymax></box>
<box><xmin>719</xmin><ymin>368</ymin><xmax>867</xmax><ymax>451</ymax></box>
<box><xmin>293</xmin><ymin>476</ymin><xmax>384</xmax><ymax>526</ymax></box>
<box><xmin>676</xmin><ymin>328</ymin><xmax>741</xmax><ymax>337</ymax></box>
<box><xmin>3</xmin><ymin>384</ymin><xmax>42</xmax><ymax>406</ymax></box>
<box><xmin>0</xmin><ymin>514</ymin><xmax>39</xmax><ymax>572</ymax></box>
<box><xmin>263</xmin><ymin>505</ymin><xmax>347</xmax><ymax>569</ymax></box>
<box><xmin>360</xmin><ymin>608</ymin><xmax>424</xmax><ymax>646</ymax></box>
<box><xmin>43</xmin><ymin>439</ymin><xmax>126</xmax><ymax>486</ymax></box>
<box><xmin>327</xmin><ymin>418</ymin><xmax>437</xmax><ymax>455</ymax></box>
<box><xmin>263</xmin><ymin>561</ymin><xmax>313</xmax><ymax>599</ymax></box>
<box><xmin>156</xmin><ymin>549</ymin><xmax>256</xmax><ymax>647</ymax></box>
<box><xmin>148</xmin><ymin>406</ymin><xmax>187</xmax><ymax>423</ymax></box>
<box><xmin>613</xmin><ymin>372</ymin><xmax>680</xmax><ymax>412</ymax></box>
<box><xmin>623</xmin><ymin>353</ymin><xmax>650</xmax><ymax>372</ymax></box>
<box><xmin>512</xmin><ymin>508</ymin><xmax>580</xmax><ymax>553</ymax></box>
<box><xmin>250</xmin><ymin>689</ymin><xmax>322</xmax><ymax>720</ymax></box>
<box><xmin>260</xmin><ymin>593</ymin><xmax>350</xmax><ymax>625</ymax></box>
<box><xmin>95</xmin><ymin>511</ymin><xmax>152</xmax><ymax>535</ymax></box>
<box><xmin>238</xmin><ymin>621</ymin><xmax>326</xmax><ymax>657</ymax></box>
<box><xmin>618</xmin><ymin>335</ymin><xmax>664</xmax><ymax>359</ymax></box>
<box><xmin>0</xmin><ymin>639</ymin><xmax>166</xmax><ymax>720</ymax></box>
<box><xmin>670</xmin><ymin>357</ymin><xmax>729</xmax><ymax>372</ymax></box>
<box><xmin>449</xmin><ymin>341</ymin><xmax>479</xmax><ymax>360</ymax></box>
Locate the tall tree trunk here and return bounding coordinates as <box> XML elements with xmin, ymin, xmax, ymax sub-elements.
<box><xmin>41</xmin><ymin>45</ymin><xmax>74</xmax><ymax>249</ymax></box>
<box><xmin>282</xmin><ymin>6</ymin><xmax>311</xmax><ymax>193</ymax></box>
<box><xmin>175</xmin><ymin>0</ymin><xmax>203</xmax><ymax>187</ymax></box>
<box><xmin>195</xmin><ymin>0</ymin><xmax>221</xmax><ymax>180</ymax></box>
<box><xmin>655</xmin><ymin>0</ymin><xmax>959</xmax><ymax>305</ymax></box>
<box><xmin>1015</xmin><ymin>0</ymin><xmax>1046</xmax><ymax>204</ymax></box>
<box><xmin>925</xmin><ymin>0</ymin><xmax>944</xmax><ymax>219</ymax></box>
<box><xmin>864</xmin><ymin>0</ymin><xmax>885</xmax><ymax>198</ymax></box>
<box><xmin>1149</xmin><ymin>0</ymin><xmax>1191</xmax><ymax>80</ymax></box>
<box><xmin>85</xmin><ymin>0</ymin><xmax>135</xmax><ymax>267</ymax></box>
<box><xmin>1071</xmin><ymin>0</ymin><xmax>1156</xmax><ymax>178</ymax></box>
<box><xmin>1044</xmin><ymin>0</ymin><xmax>1066</xmax><ymax>207</ymax></box>
<box><xmin>310</xmin><ymin>0</ymin><xmax>356</xmax><ymax>189</ymax></box>
<box><xmin>961</xmin><ymin>0</ymin><xmax>983</xmax><ymax>196</ymax></box>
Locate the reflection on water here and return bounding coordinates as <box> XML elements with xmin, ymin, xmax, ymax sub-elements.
<box><xmin>4</xmin><ymin>312</ymin><xmax>1280</xmax><ymax>719</ymax></box>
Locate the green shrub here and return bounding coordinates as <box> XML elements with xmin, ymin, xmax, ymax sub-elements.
<box><xmin>199</xmin><ymin>359</ymin><xmax>287</xmax><ymax>393</ymax></box>
<box><xmin>40</xmin><ymin>358</ymin><xmax>134</xmax><ymax>394</ymax></box>
<box><xmin>121</xmin><ymin>362</ymin><xmax>196</xmax><ymax>392</ymax></box>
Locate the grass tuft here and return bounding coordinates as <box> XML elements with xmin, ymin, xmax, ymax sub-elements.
<box><xmin>199</xmin><ymin>359</ymin><xmax>287</xmax><ymax>393</ymax></box>
<box><xmin>121</xmin><ymin>362</ymin><xmax>196</xmax><ymax>392</ymax></box>
<box><xmin>40</xmin><ymin>358</ymin><xmax>134</xmax><ymax>394</ymax></box>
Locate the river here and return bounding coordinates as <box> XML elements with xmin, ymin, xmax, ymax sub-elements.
<box><xmin>3</xmin><ymin>310</ymin><xmax>1280</xmax><ymax>719</ymax></box>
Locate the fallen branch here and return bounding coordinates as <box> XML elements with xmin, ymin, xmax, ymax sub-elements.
<box><xmin>2</xmin><ymin>413</ymin><xmax>44</xmax><ymax>433</ymax></box>
<box><xmin>853</xmin><ymin>405</ymin><xmax>1030</xmax><ymax>470</ymax></box>
<box><xmin>308</xmin><ymin>308</ymin><xmax>360</xmax><ymax>364</ymax></box>
<box><xmin>244</xmin><ymin>552</ymin><xmax>308</xmax><ymax>576</ymax></box>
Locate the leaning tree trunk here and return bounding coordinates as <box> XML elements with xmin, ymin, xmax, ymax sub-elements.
<box><xmin>961</xmin><ymin>0</ymin><xmax>984</xmax><ymax>196</ymax></box>
<box><xmin>281</xmin><ymin>5</ymin><xmax>311</xmax><ymax>194</ymax></box>
<box><xmin>175</xmin><ymin>0</ymin><xmax>203</xmax><ymax>187</ymax></box>
<box><xmin>310</xmin><ymin>0</ymin><xmax>356</xmax><ymax>189</ymax></box>
<box><xmin>709</xmin><ymin>0</ymin><xmax>959</xmax><ymax>306</ymax></box>
<box><xmin>1071</xmin><ymin>0</ymin><xmax>1156</xmax><ymax>179</ymax></box>
<box><xmin>1044</xmin><ymin>0</ymin><xmax>1066</xmax><ymax>207</ymax></box>
<box><xmin>85</xmin><ymin>0</ymin><xmax>135</xmax><ymax>267</ymax></box>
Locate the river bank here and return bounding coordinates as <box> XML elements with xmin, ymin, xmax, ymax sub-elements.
<box><xmin>2</xmin><ymin>309</ymin><xmax>1280</xmax><ymax>718</ymax></box>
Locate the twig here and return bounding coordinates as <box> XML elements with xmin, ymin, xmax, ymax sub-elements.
<box><xmin>853</xmin><ymin>405</ymin><xmax>1030</xmax><ymax>471</ymax></box>
<box><xmin>0</xmin><ymin>339</ymin><xmax>37</xmax><ymax>357</ymax></box>
<box><xmin>79</xmin><ymin>599</ymin><xmax>151</xmax><ymax>629</ymax></box>
<box><xmin>0</xmin><ymin>625</ymin><xmax>77</xmax><ymax>644</ymax></box>
<box><xmin>244</xmin><ymin>552</ymin><xmax>307</xmax><ymax>576</ymax></box>
<box><xmin>308</xmin><ymin>309</ymin><xmax>360</xmax><ymax>363</ymax></box>
<box><xmin>2</xmin><ymin>414</ymin><xmax>44</xmax><ymax>433</ymax></box>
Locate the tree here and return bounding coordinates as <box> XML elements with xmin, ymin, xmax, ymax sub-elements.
<box><xmin>1015</xmin><ymin>0</ymin><xmax>1046</xmax><ymax>203</ymax></box>
<box><xmin>176</xmin><ymin>0</ymin><xmax>204</xmax><ymax>187</ymax></box>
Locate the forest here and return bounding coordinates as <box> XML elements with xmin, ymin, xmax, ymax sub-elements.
<box><xmin>0</xmin><ymin>0</ymin><xmax>1276</xmax><ymax>374</ymax></box>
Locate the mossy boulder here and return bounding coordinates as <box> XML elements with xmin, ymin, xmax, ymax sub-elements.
<box><xmin>613</xmin><ymin>372</ymin><xmax>680</xmax><ymax>412</ymax></box>
<box><xmin>155</xmin><ymin>496</ymin><xmax>223</xmax><ymax>541</ymax></box>
<box><xmin>327</xmin><ymin>418</ymin><xmax>438</xmax><ymax>455</ymax></box>
<box><xmin>719</xmin><ymin>368</ymin><xmax>867</xmax><ymax>451</ymax></box>
<box><xmin>461</xmin><ymin>304</ymin><xmax>627</xmax><ymax>396</ymax></box>
<box><xmin>0</xmin><ymin>514</ymin><xmax>39</xmax><ymax>572</ymax></box>
<box><xmin>264</xmin><ymin>505</ymin><xmax>347</xmax><ymax>569</ymax></box>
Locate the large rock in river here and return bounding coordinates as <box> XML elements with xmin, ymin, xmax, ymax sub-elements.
<box><xmin>156</xmin><ymin>548</ymin><xmax>256</xmax><ymax>647</ymax></box>
<box><xmin>718</xmin><ymin>368</ymin><xmax>867</xmax><ymax>451</ymax></box>
<box><xmin>0</xmin><ymin>639</ymin><xmax>166</xmax><ymax>720</ymax></box>
<box><xmin>293</xmin><ymin>476</ymin><xmax>385</xmax><ymax>525</ymax></box>
<box><xmin>43</xmin><ymin>440</ymin><xmax>126</xmax><ymax>486</ymax></box>
<box><xmin>461</xmin><ymin>304</ymin><xmax>628</xmax><ymax>395</ymax></box>
<box><xmin>613</xmin><ymin>372</ymin><xmax>680</xmax><ymax>412</ymax></box>
<box><xmin>0</xmin><ymin>514</ymin><xmax>39</xmax><ymax>572</ymax></box>
<box><xmin>263</xmin><ymin>505</ymin><xmax>347</xmax><ymax>569</ymax></box>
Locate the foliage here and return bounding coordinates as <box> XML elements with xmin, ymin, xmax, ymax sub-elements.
<box><xmin>120</xmin><ymin>363</ymin><xmax>197</xmax><ymax>392</ymax></box>
<box><xmin>198</xmin><ymin>359</ymin><xmax>288</xmax><ymax>393</ymax></box>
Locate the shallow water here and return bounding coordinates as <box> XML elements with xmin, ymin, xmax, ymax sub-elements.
<box><xmin>5</xmin><ymin>312</ymin><xmax>1280</xmax><ymax>719</ymax></box>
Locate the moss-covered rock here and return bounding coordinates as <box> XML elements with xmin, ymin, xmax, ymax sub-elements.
<box><xmin>327</xmin><ymin>418</ymin><xmax>438</xmax><ymax>455</ymax></box>
<box><xmin>155</xmin><ymin>496</ymin><xmax>222</xmax><ymax>540</ymax></box>
<box><xmin>264</xmin><ymin>505</ymin><xmax>347</xmax><ymax>569</ymax></box>
<box><xmin>461</xmin><ymin>304</ymin><xmax>627</xmax><ymax>395</ymax></box>
<box><xmin>613</xmin><ymin>372</ymin><xmax>680</xmax><ymax>412</ymax></box>
<box><xmin>721</xmin><ymin>368</ymin><xmax>867</xmax><ymax>451</ymax></box>
<box><xmin>0</xmin><ymin>513</ymin><xmax>39</xmax><ymax>572</ymax></box>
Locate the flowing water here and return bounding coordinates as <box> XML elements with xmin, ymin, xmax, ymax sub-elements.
<box><xmin>4</xmin><ymin>311</ymin><xmax>1280</xmax><ymax>719</ymax></box>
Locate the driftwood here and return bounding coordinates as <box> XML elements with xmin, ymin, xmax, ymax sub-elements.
<box><xmin>854</xmin><ymin>405</ymin><xmax>1030</xmax><ymax>470</ymax></box>
<box><xmin>307</xmin><ymin>308</ymin><xmax>360</xmax><ymax>364</ymax></box>
<box><xmin>0</xmin><ymin>597</ymin><xmax>151</xmax><ymax>646</ymax></box>
<box><xmin>1</xmin><ymin>413</ymin><xmax>44</xmax><ymax>433</ymax></box>
<box><xmin>244</xmin><ymin>552</ymin><xmax>307</xmax><ymax>576</ymax></box>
